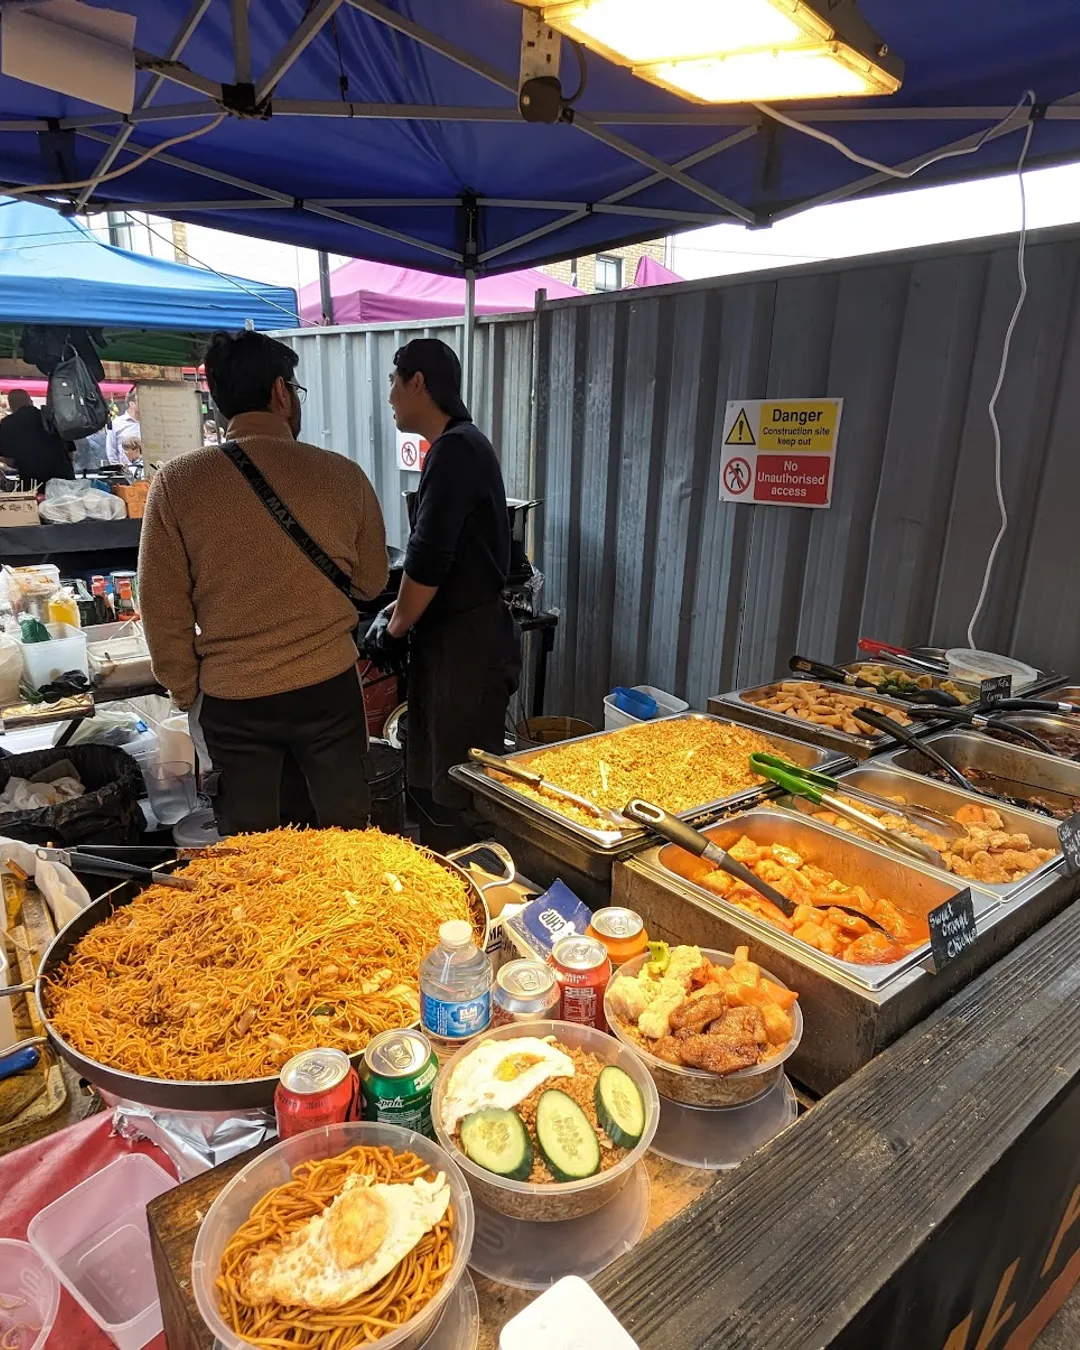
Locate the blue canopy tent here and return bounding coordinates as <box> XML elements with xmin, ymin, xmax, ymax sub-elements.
<box><xmin>0</xmin><ymin>0</ymin><xmax>1075</xmax><ymax>281</ymax></box>
<box><xmin>0</xmin><ymin>196</ymin><xmax>297</xmax><ymax>365</ymax></box>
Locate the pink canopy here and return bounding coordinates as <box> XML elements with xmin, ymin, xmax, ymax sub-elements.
<box><xmin>299</xmin><ymin>258</ymin><xmax>582</xmax><ymax>325</ymax></box>
<box><xmin>631</xmin><ymin>255</ymin><xmax>683</xmax><ymax>287</ymax></box>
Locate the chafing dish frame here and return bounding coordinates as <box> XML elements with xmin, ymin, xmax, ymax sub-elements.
<box><xmin>709</xmin><ymin>680</ymin><xmax>930</xmax><ymax>758</ymax></box>
<box><xmin>450</xmin><ymin>711</ymin><xmax>845</xmax><ymax>855</ymax></box>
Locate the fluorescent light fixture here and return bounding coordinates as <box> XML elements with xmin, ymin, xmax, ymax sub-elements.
<box><xmin>521</xmin><ymin>0</ymin><xmax>902</xmax><ymax>103</ymax></box>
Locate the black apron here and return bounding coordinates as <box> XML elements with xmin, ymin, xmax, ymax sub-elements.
<box><xmin>407</xmin><ymin>597</ymin><xmax>521</xmax><ymax>810</ymax></box>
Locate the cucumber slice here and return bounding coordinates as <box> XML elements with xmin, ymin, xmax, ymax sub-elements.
<box><xmin>460</xmin><ymin>1108</ymin><xmax>533</xmax><ymax>1180</ymax></box>
<box><xmin>595</xmin><ymin>1065</ymin><xmax>646</xmax><ymax>1148</ymax></box>
<box><xmin>535</xmin><ymin>1089</ymin><xmax>601</xmax><ymax>1182</ymax></box>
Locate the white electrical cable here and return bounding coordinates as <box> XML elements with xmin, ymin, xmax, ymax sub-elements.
<box><xmin>754</xmin><ymin>91</ymin><xmax>1036</xmax><ymax>180</ymax></box>
<box><xmin>2</xmin><ymin>114</ymin><xmax>226</xmax><ymax>197</ymax></box>
<box><xmin>965</xmin><ymin>112</ymin><xmax>1037</xmax><ymax>649</ymax></box>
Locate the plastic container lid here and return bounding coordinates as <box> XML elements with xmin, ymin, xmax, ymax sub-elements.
<box><xmin>945</xmin><ymin>648</ymin><xmax>1038</xmax><ymax>687</ymax></box>
<box><xmin>191</xmin><ymin>1121</ymin><xmax>475</xmax><ymax>1350</ymax></box>
<box><xmin>649</xmin><ymin>1074</ymin><xmax>798</xmax><ymax>1170</ymax></box>
<box><xmin>0</xmin><ymin>1239</ymin><xmax>59</xmax><ymax>1350</ymax></box>
<box><xmin>468</xmin><ymin>1161</ymin><xmax>650</xmax><ymax>1290</ymax></box>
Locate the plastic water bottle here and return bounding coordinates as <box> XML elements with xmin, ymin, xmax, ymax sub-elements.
<box><xmin>420</xmin><ymin>920</ymin><xmax>493</xmax><ymax>1045</ymax></box>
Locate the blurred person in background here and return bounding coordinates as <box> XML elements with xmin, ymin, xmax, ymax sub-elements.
<box><xmin>0</xmin><ymin>389</ymin><xmax>74</xmax><ymax>488</ymax></box>
<box><xmin>139</xmin><ymin>330</ymin><xmax>388</xmax><ymax>835</ymax></box>
<box><xmin>106</xmin><ymin>388</ymin><xmax>138</xmax><ymax>465</ymax></box>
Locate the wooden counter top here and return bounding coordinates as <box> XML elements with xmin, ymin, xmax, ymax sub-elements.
<box><xmin>147</xmin><ymin>1147</ymin><xmax>715</xmax><ymax>1348</ymax></box>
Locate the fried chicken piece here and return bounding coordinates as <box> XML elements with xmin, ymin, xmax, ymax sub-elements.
<box><xmin>651</xmin><ymin>1036</ymin><xmax>688</xmax><ymax>1066</ymax></box>
<box><xmin>677</xmin><ymin>1034</ymin><xmax>762</xmax><ymax>1075</ymax></box>
<box><xmin>669</xmin><ymin>992</ymin><xmax>729</xmax><ymax>1034</ymax></box>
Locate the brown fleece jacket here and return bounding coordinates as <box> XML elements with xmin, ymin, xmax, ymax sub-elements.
<box><xmin>138</xmin><ymin>412</ymin><xmax>387</xmax><ymax>708</ymax></box>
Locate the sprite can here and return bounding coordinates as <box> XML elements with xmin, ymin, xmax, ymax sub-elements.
<box><xmin>360</xmin><ymin>1029</ymin><xmax>439</xmax><ymax>1137</ymax></box>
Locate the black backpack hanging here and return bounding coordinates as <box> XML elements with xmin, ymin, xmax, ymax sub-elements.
<box><xmin>46</xmin><ymin>344</ymin><xmax>110</xmax><ymax>440</ymax></box>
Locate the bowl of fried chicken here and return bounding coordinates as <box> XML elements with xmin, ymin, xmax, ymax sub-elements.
<box><xmin>604</xmin><ymin>943</ymin><xmax>803</xmax><ymax>1107</ymax></box>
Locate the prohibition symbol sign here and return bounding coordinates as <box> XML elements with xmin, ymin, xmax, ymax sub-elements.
<box><xmin>400</xmin><ymin>439</ymin><xmax>419</xmax><ymax>468</ymax></box>
<box><xmin>724</xmin><ymin>457</ymin><xmax>752</xmax><ymax>495</ymax></box>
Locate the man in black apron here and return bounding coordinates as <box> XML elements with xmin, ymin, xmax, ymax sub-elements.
<box><xmin>367</xmin><ymin>339</ymin><xmax>520</xmax><ymax>849</ymax></box>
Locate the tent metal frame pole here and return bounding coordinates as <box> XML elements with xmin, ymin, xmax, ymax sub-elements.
<box><xmin>767</xmin><ymin>102</ymin><xmax>1046</xmax><ymax>222</ymax></box>
<box><xmin>463</xmin><ymin>269</ymin><xmax>476</xmax><ymax>409</ymax></box>
<box><xmin>345</xmin><ymin>0</ymin><xmax>754</xmax><ymax>223</ymax></box>
<box><xmin>232</xmin><ymin>0</ymin><xmax>252</xmax><ymax>85</ymax></box>
<box><xmin>74</xmin><ymin>0</ymin><xmax>213</xmax><ymax>212</ymax></box>
<box><xmin>318</xmin><ymin>250</ymin><xmax>335</xmax><ymax>324</ymax></box>
<box><xmin>133</xmin><ymin>50</ymin><xmax>223</xmax><ymax>100</ymax></box>
<box><xmin>479</xmin><ymin>126</ymin><xmax>756</xmax><ymax>263</ymax></box>
<box><xmin>255</xmin><ymin>0</ymin><xmax>347</xmax><ymax>104</ymax></box>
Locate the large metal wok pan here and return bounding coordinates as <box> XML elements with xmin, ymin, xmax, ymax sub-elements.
<box><xmin>0</xmin><ymin>841</ymin><xmax>509</xmax><ymax>1112</ymax></box>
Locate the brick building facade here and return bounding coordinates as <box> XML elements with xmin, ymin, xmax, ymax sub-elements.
<box><xmin>539</xmin><ymin>238</ymin><xmax>666</xmax><ymax>293</ymax></box>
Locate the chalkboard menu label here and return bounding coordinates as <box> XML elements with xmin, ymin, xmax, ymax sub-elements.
<box><xmin>980</xmin><ymin>674</ymin><xmax>1013</xmax><ymax>704</ymax></box>
<box><xmin>927</xmin><ymin>889</ymin><xmax>979</xmax><ymax>971</ymax></box>
<box><xmin>1058</xmin><ymin>813</ymin><xmax>1080</xmax><ymax>876</ymax></box>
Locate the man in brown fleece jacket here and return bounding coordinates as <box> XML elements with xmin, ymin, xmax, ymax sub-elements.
<box><xmin>138</xmin><ymin>331</ymin><xmax>388</xmax><ymax>834</ymax></box>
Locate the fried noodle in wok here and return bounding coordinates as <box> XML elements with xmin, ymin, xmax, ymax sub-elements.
<box><xmin>45</xmin><ymin>828</ymin><xmax>474</xmax><ymax>1082</ymax></box>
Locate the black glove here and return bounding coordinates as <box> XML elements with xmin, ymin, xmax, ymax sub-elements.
<box><xmin>360</xmin><ymin>606</ymin><xmax>409</xmax><ymax>673</ymax></box>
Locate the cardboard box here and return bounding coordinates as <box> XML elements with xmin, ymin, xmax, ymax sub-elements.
<box><xmin>111</xmin><ymin>481</ymin><xmax>149</xmax><ymax>518</ymax></box>
<box><xmin>0</xmin><ymin>493</ymin><xmax>39</xmax><ymax>527</ymax></box>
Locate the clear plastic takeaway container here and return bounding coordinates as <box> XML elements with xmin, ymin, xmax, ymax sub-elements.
<box><xmin>192</xmin><ymin>1121</ymin><xmax>475</xmax><ymax>1350</ymax></box>
<box><xmin>431</xmin><ymin>1019</ymin><xmax>659</xmax><ymax>1223</ymax></box>
<box><xmin>0</xmin><ymin>1240</ymin><xmax>59</xmax><ymax>1350</ymax></box>
<box><xmin>605</xmin><ymin>948</ymin><xmax>803</xmax><ymax>1108</ymax></box>
<box><xmin>26</xmin><ymin>1154</ymin><xmax>176</xmax><ymax>1350</ymax></box>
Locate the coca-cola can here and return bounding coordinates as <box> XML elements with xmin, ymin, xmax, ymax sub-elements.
<box><xmin>274</xmin><ymin>1047</ymin><xmax>359</xmax><ymax>1140</ymax></box>
<box><xmin>550</xmin><ymin>935</ymin><xmax>612</xmax><ymax>1031</ymax></box>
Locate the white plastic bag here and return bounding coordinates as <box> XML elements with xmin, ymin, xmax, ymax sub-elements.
<box><xmin>39</xmin><ymin>478</ymin><xmax>126</xmax><ymax>524</ymax></box>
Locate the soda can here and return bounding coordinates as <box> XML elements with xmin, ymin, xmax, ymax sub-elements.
<box><xmin>360</xmin><ymin>1029</ymin><xmax>439</xmax><ymax>1137</ymax></box>
<box><xmin>550</xmin><ymin>935</ymin><xmax>612</xmax><ymax>1032</ymax></box>
<box><xmin>587</xmin><ymin>907</ymin><xmax>648</xmax><ymax>966</ymax></box>
<box><xmin>492</xmin><ymin>959</ymin><xmax>561</xmax><ymax>1026</ymax></box>
<box><xmin>275</xmin><ymin>1048</ymin><xmax>359</xmax><ymax>1140</ymax></box>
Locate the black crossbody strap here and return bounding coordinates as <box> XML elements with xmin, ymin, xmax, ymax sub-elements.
<box><xmin>220</xmin><ymin>439</ymin><xmax>357</xmax><ymax>601</ymax></box>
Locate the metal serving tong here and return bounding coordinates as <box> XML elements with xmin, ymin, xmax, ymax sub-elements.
<box><xmin>788</xmin><ymin>655</ymin><xmax>960</xmax><ymax>707</ymax></box>
<box><xmin>621</xmin><ymin>799</ymin><xmax>896</xmax><ymax>938</ymax></box>
<box><xmin>851</xmin><ymin>706</ymin><xmax>997</xmax><ymax>798</ymax></box>
<box><xmin>749</xmin><ymin>753</ymin><xmax>956</xmax><ymax>868</ymax></box>
<box><xmin>856</xmin><ymin>638</ymin><xmax>950</xmax><ymax>677</ymax></box>
<box><xmin>35</xmin><ymin>847</ymin><xmax>197</xmax><ymax>891</ymax></box>
<box><xmin>906</xmin><ymin>704</ymin><xmax>1055</xmax><ymax>756</ymax></box>
<box><xmin>467</xmin><ymin>748</ymin><xmax>626</xmax><ymax>828</ymax></box>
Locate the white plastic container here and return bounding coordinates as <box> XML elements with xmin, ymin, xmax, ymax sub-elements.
<box><xmin>84</xmin><ymin>621</ymin><xmax>153</xmax><ymax>689</ymax></box>
<box><xmin>603</xmin><ymin>685</ymin><xmax>689</xmax><ymax>731</ymax></box>
<box><xmin>945</xmin><ymin>648</ymin><xmax>1038</xmax><ymax>690</ymax></box>
<box><xmin>18</xmin><ymin>623</ymin><xmax>89</xmax><ymax>690</ymax></box>
<box><xmin>155</xmin><ymin>712</ymin><xmax>195</xmax><ymax>771</ymax></box>
<box><xmin>0</xmin><ymin>945</ymin><xmax>16</xmax><ymax>1052</ymax></box>
<box><xmin>191</xmin><ymin>1121</ymin><xmax>475</xmax><ymax>1350</ymax></box>
<box><xmin>27</xmin><ymin>1154</ymin><xmax>176</xmax><ymax>1350</ymax></box>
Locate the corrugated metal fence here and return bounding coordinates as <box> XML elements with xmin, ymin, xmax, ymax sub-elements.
<box><xmin>281</xmin><ymin>223</ymin><xmax>1080</xmax><ymax>725</ymax></box>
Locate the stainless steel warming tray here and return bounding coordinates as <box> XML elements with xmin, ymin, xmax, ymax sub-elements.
<box><xmin>450</xmin><ymin>711</ymin><xmax>844</xmax><ymax>855</ymax></box>
<box><xmin>880</xmin><ymin>731</ymin><xmax>1080</xmax><ymax>820</ymax></box>
<box><xmin>709</xmin><ymin>680</ymin><xmax>926</xmax><ymax>758</ymax></box>
<box><xmin>784</xmin><ymin>763</ymin><xmax>1062</xmax><ymax>900</ymax></box>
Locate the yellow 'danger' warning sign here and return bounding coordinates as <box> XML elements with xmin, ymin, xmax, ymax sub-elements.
<box><xmin>719</xmin><ymin>398</ymin><xmax>843</xmax><ymax>509</ymax></box>
<box><xmin>725</xmin><ymin>408</ymin><xmax>756</xmax><ymax>446</ymax></box>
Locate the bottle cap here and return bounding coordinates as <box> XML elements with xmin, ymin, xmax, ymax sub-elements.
<box><xmin>439</xmin><ymin>919</ymin><xmax>472</xmax><ymax>948</ymax></box>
